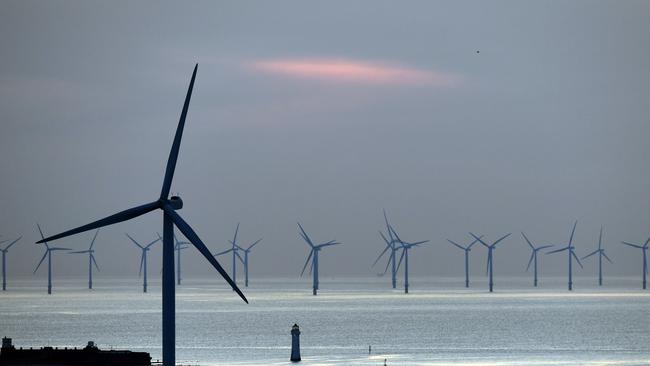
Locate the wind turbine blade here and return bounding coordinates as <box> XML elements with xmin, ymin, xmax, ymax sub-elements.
<box><xmin>383</xmin><ymin>209</ymin><xmax>394</xmax><ymax>242</ymax></box>
<box><xmin>389</xmin><ymin>225</ymin><xmax>403</xmax><ymax>244</ymax></box>
<box><xmin>213</xmin><ymin>248</ymin><xmax>233</xmax><ymax>257</ymax></box>
<box><xmin>235</xmin><ymin>251</ymin><xmax>245</xmax><ymax>264</ymax></box>
<box><xmin>33</xmin><ymin>251</ymin><xmax>48</xmax><ymax>273</ymax></box>
<box><xmin>644</xmin><ymin>237</ymin><xmax>650</xmax><ymax>249</ymax></box>
<box><xmin>492</xmin><ymin>233</ymin><xmax>511</xmax><ymax>247</ymax></box>
<box><xmin>318</xmin><ymin>242</ymin><xmax>341</xmax><ymax>248</ymax></box>
<box><xmin>160</xmin><ymin>64</ymin><xmax>198</xmax><ymax>200</ymax></box>
<box><xmin>572</xmin><ymin>251</ymin><xmax>584</xmax><ymax>269</ymax></box>
<box><xmin>598</xmin><ymin>226</ymin><xmax>603</xmax><ymax>250</ymax></box>
<box><xmin>126</xmin><ymin>234</ymin><xmax>145</xmax><ymax>249</ymax></box>
<box><xmin>36</xmin><ymin>201</ymin><xmax>160</xmax><ymax>244</ymax></box>
<box><xmin>581</xmin><ymin>250</ymin><xmax>599</xmax><ymax>260</ymax></box>
<box><xmin>469</xmin><ymin>232</ymin><xmax>489</xmax><ymax>248</ymax></box>
<box><xmin>4</xmin><ymin>236</ymin><xmax>22</xmax><ymax>251</ymax></box>
<box><xmin>164</xmin><ymin>206</ymin><xmax>248</xmax><ymax>303</ymax></box>
<box><xmin>382</xmin><ymin>255</ymin><xmax>392</xmax><ymax>275</ymax></box>
<box><xmin>525</xmin><ymin>252</ymin><xmax>534</xmax><ymax>272</ymax></box>
<box><xmin>91</xmin><ymin>254</ymin><xmax>100</xmax><ymax>271</ymax></box>
<box><xmin>621</xmin><ymin>241</ymin><xmax>643</xmax><ymax>249</ymax></box>
<box><xmin>568</xmin><ymin>220</ymin><xmax>578</xmax><ymax>247</ymax></box>
<box><xmin>308</xmin><ymin>257</ymin><xmax>313</xmax><ymax>275</ymax></box>
<box><xmin>411</xmin><ymin>240</ymin><xmax>429</xmax><ymax>246</ymax></box>
<box><xmin>232</xmin><ymin>223</ymin><xmax>240</xmax><ymax>246</ymax></box>
<box><xmin>145</xmin><ymin>236</ymin><xmax>161</xmax><ymax>249</ymax></box>
<box><xmin>447</xmin><ymin>239</ymin><xmax>465</xmax><ymax>250</ymax></box>
<box><xmin>536</xmin><ymin>245</ymin><xmax>554</xmax><ymax>251</ymax></box>
<box><xmin>297</xmin><ymin>222</ymin><xmax>315</xmax><ymax>247</ymax></box>
<box><xmin>467</xmin><ymin>235</ymin><xmax>483</xmax><ymax>250</ymax></box>
<box><xmin>36</xmin><ymin>223</ymin><xmax>49</xmax><ymax>249</ymax></box>
<box><xmin>138</xmin><ymin>252</ymin><xmax>144</xmax><ymax>277</ymax></box>
<box><xmin>396</xmin><ymin>249</ymin><xmax>406</xmax><ymax>272</ymax></box>
<box><xmin>247</xmin><ymin>238</ymin><xmax>263</xmax><ymax>251</ymax></box>
<box><xmin>546</xmin><ymin>246</ymin><xmax>569</xmax><ymax>255</ymax></box>
<box><xmin>50</xmin><ymin>248</ymin><xmax>71</xmax><ymax>251</ymax></box>
<box><xmin>372</xmin><ymin>243</ymin><xmax>391</xmax><ymax>267</ymax></box>
<box><xmin>89</xmin><ymin>229</ymin><xmax>100</xmax><ymax>250</ymax></box>
<box><xmin>68</xmin><ymin>250</ymin><xmax>90</xmax><ymax>254</ymax></box>
<box><xmin>379</xmin><ymin>231</ymin><xmax>391</xmax><ymax>246</ymax></box>
<box><xmin>300</xmin><ymin>250</ymin><xmax>313</xmax><ymax>277</ymax></box>
<box><xmin>521</xmin><ymin>232</ymin><xmax>535</xmax><ymax>250</ymax></box>
<box><xmin>602</xmin><ymin>252</ymin><xmax>613</xmax><ymax>264</ymax></box>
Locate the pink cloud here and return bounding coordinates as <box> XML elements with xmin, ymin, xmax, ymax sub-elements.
<box><xmin>248</xmin><ymin>58</ymin><xmax>461</xmax><ymax>87</ymax></box>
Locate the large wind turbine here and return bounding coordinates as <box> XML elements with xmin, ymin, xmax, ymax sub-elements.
<box><xmin>372</xmin><ymin>210</ymin><xmax>399</xmax><ymax>289</ymax></box>
<box><xmin>213</xmin><ymin>223</ymin><xmax>243</xmax><ymax>287</ymax></box>
<box><xmin>241</xmin><ymin>238</ymin><xmax>262</xmax><ymax>287</ymax></box>
<box><xmin>582</xmin><ymin>226</ymin><xmax>612</xmax><ymax>286</ymax></box>
<box><xmin>521</xmin><ymin>232</ymin><xmax>553</xmax><ymax>287</ymax></box>
<box><xmin>173</xmin><ymin>233</ymin><xmax>190</xmax><ymax>285</ymax></box>
<box><xmin>69</xmin><ymin>229</ymin><xmax>101</xmax><ymax>289</ymax></box>
<box><xmin>546</xmin><ymin>221</ymin><xmax>583</xmax><ymax>291</ymax></box>
<box><xmin>35</xmin><ymin>65</ymin><xmax>248</xmax><ymax>366</ymax></box>
<box><xmin>621</xmin><ymin>237</ymin><xmax>649</xmax><ymax>289</ymax></box>
<box><xmin>126</xmin><ymin>233</ymin><xmax>160</xmax><ymax>293</ymax></box>
<box><xmin>391</xmin><ymin>226</ymin><xmax>429</xmax><ymax>294</ymax></box>
<box><xmin>1</xmin><ymin>236</ymin><xmax>22</xmax><ymax>291</ymax></box>
<box><xmin>34</xmin><ymin>224</ymin><xmax>71</xmax><ymax>294</ymax></box>
<box><xmin>446</xmin><ymin>235</ymin><xmax>483</xmax><ymax>288</ymax></box>
<box><xmin>470</xmin><ymin>232</ymin><xmax>511</xmax><ymax>292</ymax></box>
<box><xmin>298</xmin><ymin>222</ymin><xmax>341</xmax><ymax>295</ymax></box>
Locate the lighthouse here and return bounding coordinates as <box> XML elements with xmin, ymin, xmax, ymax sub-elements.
<box><xmin>290</xmin><ymin>324</ymin><xmax>301</xmax><ymax>362</ymax></box>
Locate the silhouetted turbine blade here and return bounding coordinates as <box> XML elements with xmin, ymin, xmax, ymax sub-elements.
<box><xmin>447</xmin><ymin>239</ymin><xmax>465</xmax><ymax>251</ymax></box>
<box><xmin>598</xmin><ymin>226</ymin><xmax>603</xmax><ymax>250</ymax></box>
<box><xmin>467</xmin><ymin>235</ymin><xmax>483</xmax><ymax>250</ymax></box>
<box><xmin>4</xmin><ymin>236</ymin><xmax>22</xmax><ymax>251</ymax></box>
<box><xmin>69</xmin><ymin>250</ymin><xmax>90</xmax><ymax>254</ymax></box>
<box><xmin>526</xmin><ymin>252</ymin><xmax>535</xmax><ymax>272</ymax></box>
<box><xmin>160</xmin><ymin>64</ymin><xmax>198</xmax><ymax>200</ymax></box>
<box><xmin>300</xmin><ymin>250</ymin><xmax>313</xmax><ymax>277</ymax></box>
<box><xmin>126</xmin><ymin>233</ymin><xmax>145</xmax><ymax>249</ymax></box>
<box><xmin>36</xmin><ymin>223</ymin><xmax>49</xmax><ymax>249</ymax></box>
<box><xmin>232</xmin><ymin>223</ymin><xmax>240</xmax><ymax>247</ymax></box>
<box><xmin>318</xmin><ymin>242</ymin><xmax>340</xmax><ymax>248</ymax></box>
<box><xmin>90</xmin><ymin>229</ymin><xmax>100</xmax><ymax>250</ymax></box>
<box><xmin>297</xmin><ymin>222</ymin><xmax>314</xmax><ymax>247</ymax></box>
<box><xmin>537</xmin><ymin>245</ymin><xmax>554</xmax><ymax>251</ymax></box>
<box><xmin>572</xmin><ymin>251</ymin><xmax>583</xmax><ymax>268</ymax></box>
<box><xmin>568</xmin><ymin>220</ymin><xmax>578</xmax><ymax>247</ymax></box>
<box><xmin>91</xmin><ymin>254</ymin><xmax>100</xmax><ymax>271</ymax></box>
<box><xmin>145</xmin><ymin>236</ymin><xmax>161</xmax><ymax>249</ymax></box>
<box><xmin>34</xmin><ymin>251</ymin><xmax>48</xmax><ymax>273</ymax></box>
<box><xmin>582</xmin><ymin>250</ymin><xmax>599</xmax><ymax>260</ymax></box>
<box><xmin>382</xmin><ymin>254</ymin><xmax>392</xmax><ymax>275</ymax></box>
<box><xmin>372</xmin><ymin>242</ymin><xmax>391</xmax><ymax>267</ymax></box>
<box><xmin>164</xmin><ymin>206</ymin><xmax>248</xmax><ymax>303</ymax></box>
<box><xmin>602</xmin><ymin>252</ymin><xmax>613</xmax><ymax>264</ymax></box>
<box><xmin>235</xmin><ymin>251</ymin><xmax>245</xmax><ymax>264</ymax></box>
<box><xmin>492</xmin><ymin>233</ymin><xmax>511</xmax><ymax>247</ymax></box>
<box><xmin>36</xmin><ymin>201</ymin><xmax>160</xmax><ymax>244</ymax></box>
<box><xmin>521</xmin><ymin>232</ymin><xmax>535</xmax><ymax>250</ymax></box>
<box><xmin>214</xmin><ymin>248</ymin><xmax>233</xmax><ymax>257</ymax></box>
<box><xmin>247</xmin><ymin>239</ymin><xmax>263</xmax><ymax>251</ymax></box>
<box><xmin>396</xmin><ymin>249</ymin><xmax>406</xmax><ymax>272</ymax></box>
<box><xmin>621</xmin><ymin>241</ymin><xmax>643</xmax><ymax>249</ymax></box>
<box><xmin>547</xmin><ymin>246</ymin><xmax>569</xmax><ymax>254</ymax></box>
<box><xmin>469</xmin><ymin>232</ymin><xmax>488</xmax><ymax>248</ymax></box>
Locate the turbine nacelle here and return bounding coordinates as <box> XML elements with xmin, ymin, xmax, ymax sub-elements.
<box><xmin>168</xmin><ymin>196</ymin><xmax>183</xmax><ymax>210</ymax></box>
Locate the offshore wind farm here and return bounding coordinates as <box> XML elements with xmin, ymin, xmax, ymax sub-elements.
<box><xmin>1</xmin><ymin>1</ymin><xmax>649</xmax><ymax>366</ymax></box>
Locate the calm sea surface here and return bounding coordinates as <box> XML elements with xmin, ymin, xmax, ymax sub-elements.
<box><xmin>1</xmin><ymin>276</ymin><xmax>649</xmax><ymax>365</ymax></box>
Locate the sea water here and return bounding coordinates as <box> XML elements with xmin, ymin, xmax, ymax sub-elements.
<box><xmin>1</xmin><ymin>276</ymin><xmax>649</xmax><ymax>365</ymax></box>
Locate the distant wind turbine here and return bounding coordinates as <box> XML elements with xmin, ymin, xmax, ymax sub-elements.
<box><xmin>446</xmin><ymin>235</ymin><xmax>483</xmax><ymax>288</ymax></box>
<box><xmin>1</xmin><ymin>236</ymin><xmax>22</xmax><ymax>291</ymax></box>
<box><xmin>34</xmin><ymin>224</ymin><xmax>71</xmax><ymax>294</ymax></box>
<box><xmin>372</xmin><ymin>210</ymin><xmax>399</xmax><ymax>289</ymax></box>
<box><xmin>621</xmin><ymin>236</ymin><xmax>649</xmax><ymax>290</ymax></box>
<box><xmin>126</xmin><ymin>233</ymin><xmax>161</xmax><ymax>293</ymax></box>
<box><xmin>521</xmin><ymin>232</ymin><xmax>553</xmax><ymax>287</ymax></box>
<box><xmin>298</xmin><ymin>222</ymin><xmax>341</xmax><ymax>295</ymax></box>
<box><xmin>546</xmin><ymin>221</ymin><xmax>583</xmax><ymax>291</ymax></box>
<box><xmin>35</xmin><ymin>65</ymin><xmax>247</xmax><ymax>366</ymax></box>
<box><xmin>582</xmin><ymin>226</ymin><xmax>612</xmax><ymax>286</ymax></box>
<box><xmin>213</xmin><ymin>223</ymin><xmax>243</xmax><ymax>287</ymax></box>
<box><xmin>470</xmin><ymin>232</ymin><xmax>511</xmax><ymax>292</ymax></box>
<box><xmin>68</xmin><ymin>229</ymin><xmax>101</xmax><ymax>289</ymax></box>
<box><xmin>241</xmin><ymin>238</ymin><xmax>263</xmax><ymax>287</ymax></box>
<box><xmin>391</xmin><ymin>226</ymin><xmax>429</xmax><ymax>294</ymax></box>
<box><xmin>173</xmin><ymin>233</ymin><xmax>190</xmax><ymax>285</ymax></box>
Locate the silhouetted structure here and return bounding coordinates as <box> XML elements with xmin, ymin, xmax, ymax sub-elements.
<box><xmin>125</xmin><ymin>233</ymin><xmax>161</xmax><ymax>293</ymax></box>
<box><xmin>582</xmin><ymin>226</ymin><xmax>612</xmax><ymax>286</ymax></box>
<box><xmin>470</xmin><ymin>232</ymin><xmax>512</xmax><ymax>292</ymax></box>
<box><xmin>69</xmin><ymin>229</ymin><xmax>100</xmax><ymax>289</ymax></box>
<box><xmin>621</xmin><ymin>236</ymin><xmax>649</xmax><ymax>289</ymax></box>
<box><xmin>298</xmin><ymin>222</ymin><xmax>341</xmax><ymax>295</ymax></box>
<box><xmin>447</xmin><ymin>235</ymin><xmax>483</xmax><ymax>288</ymax></box>
<box><xmin>546</xmin><ymin>221</ymin><xmax>582</xmax><ymax>291</ymax></box>
<box><xmin>521</xmin><ymin>232</ymin><xmax>553</xmax><ymax>287</ymax></box>
<box><xmin>1</xmin><ymin>236</ymin><xmax>22</xmax><ymax>291</ymax></box>
<box><xmin>34</xmin><ymin>224</ymin><xmax>71</xmax><ymax>295</ymax></box>
<box><xmin>290</xmin><ymin>324</ymin><xmax>301</xmax><ymax>362</ymax></box>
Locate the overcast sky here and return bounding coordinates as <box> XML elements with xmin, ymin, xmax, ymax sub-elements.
<box><xmin>0</xmin><ymin>1</ymin><xmax>648</xmax><ymax>282</ymax></box>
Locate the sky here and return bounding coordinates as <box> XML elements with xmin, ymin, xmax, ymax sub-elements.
<box><xmin>0</xmin><ymin>1</ymin><xmax>649</xmax><ymax>281</ymax></box>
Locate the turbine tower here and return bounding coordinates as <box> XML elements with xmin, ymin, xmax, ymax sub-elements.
<box><xmin>470</xmin><ymin>232</ymin><xmax>511</xmax><ymax>292</ymax></box>
<box><xmin>546</xmin><ymin>221</ymin><xmax>583</xmax><ymax>291</ymax></box>
<box><xmin>372</xmin><ymin>210</ymin><xmax>399</xmax><ymax>289</ymax></box>
<box><xmin>35</xmin><ymin>65</ymin><xmax>248</xmax><ymax>366</ymax></box>
<box><xmin>582</xmin><ymin>226</ymin><xmax>613</xmax><ymax>286</ymax></box>
<box><xmin>34</xmin><ymin>224</ymin><xmax>71</xmax><ymax>294</ymax></box>
<box><xmin>241</xmin><ymin>238</ymin><xmax>263</xmax><ymax>287</ymax></box>
<box><xmin>126</xmin><ymin>233</ymin><xmax>161</xmax><ymax>293</ymax></box>
<box><xmin>521</xmin><ymin>232</ymin><xmax>553</xmax><ymax>287</ymax></box>
<box><xmin>1</xmin><ymin>236</ymin><xmax>22</xmax><ymax>291</ymax></box>
<box><xmin>391</xmin><ymin>226</ymin><xmax>429</xmax><ymax>294</ymax></box>
<box><xmin>173</xmin><ymin>233</ymin><xmax>190</xmax><ymax>285</ymax></box>
<box><xmin>446</xmin><ymin>235</ymin><xmax>483</xmax><ymax>288</ymax></box>
<box><xmin>621</xmin><ymin>236</ymin><xmax>649</xmax><ymax>289</ymax></box>
<box><xmin>298</xmin><ymin>222</ymin><xmax>341</xmax><ymax>295</ymax></box>
<box><xmin>69</xmin><ymin>229</ymin><xmax>101</xmax><ymax>289</ymax></box>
